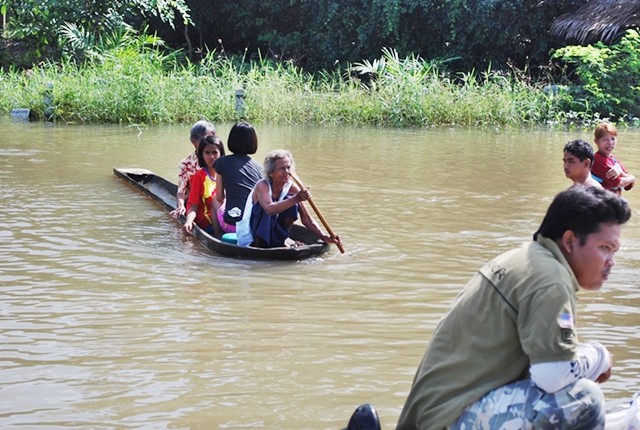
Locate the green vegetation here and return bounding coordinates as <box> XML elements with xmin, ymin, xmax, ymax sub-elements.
<box><xmin>1</xmin><ymin>1</ymin><xmax>639</xmax><ymax>127</ymax></box>
<box><xmin>0</xmin><ymin>0</ymin><xmax>586</xmax><ymax>73</ymax></box>
<box><xmin>0</xmin><ymin>40</ymin><xmax>560</xmax><ymax>127</ymax></box>
<box><xmin>0</xmin><ymin>0</ymin><xmax>190</xmax><ymax>66</ymax></box>
<box><xmin>551</xmin><ymin>30</ymin><xmax>640</xmax><ymax>121</ymax></box>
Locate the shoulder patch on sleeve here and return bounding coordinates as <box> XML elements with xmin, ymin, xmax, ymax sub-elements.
<box><xmin>558</xmin><ymin>312</ymin><xmax>574</xmax><ymax>329</ymax></box>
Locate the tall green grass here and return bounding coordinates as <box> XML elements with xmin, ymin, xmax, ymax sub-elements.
<box><xmin>0</xmin><ymin>41</ymin><xmax>560</xmax><ymax>127</ymax></box>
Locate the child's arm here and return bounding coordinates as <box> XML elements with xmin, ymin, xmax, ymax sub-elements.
<box><xmin>604</xmin><ymin>163</ymin><xmax>624</xmax><ymax>180</ymax></box>
<box><xmin>183</xmin><ymin>205</ymin><xmax>198</xmax><ymax>234</ymax></box>
<box><xmin>620</xmin><ymin>172</ymin><xmax>636</xmax><ymax>190</ymax></box>
<box><xmin>609</xmin><ymin>157</ymin><xmax>635</xmax><ymax>190</ymax></box>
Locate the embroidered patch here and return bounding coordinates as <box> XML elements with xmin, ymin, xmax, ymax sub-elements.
<box><xmin>487</xmin><ymin>262</ymin><xmax>507</xmax><ymax>281</ymax></box>
<box><xmin>561</xmin><ymin>328</ymin><xmax>575</xmax><ymax>343</ymax></box>
<box><xmin>558</xmin><ymin>312</ymin><xmax>574</xmax><ymax>329</ymax></box>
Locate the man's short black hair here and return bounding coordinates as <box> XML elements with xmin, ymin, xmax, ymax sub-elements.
<box><xmin>564</xmin><ymin>139</ymin><xmax>594</xmax><ymax>164</ymax></box>
<box><xmin>534</xmin><ymin>186</ymin><xmax>631</xmax><ymax>242</ymax></box>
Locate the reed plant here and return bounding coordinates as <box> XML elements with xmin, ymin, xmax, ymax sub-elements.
<box><xmin>0</xmin><ymin>35</ymin><xmax>559</xmax><ymax>127</ymax></box>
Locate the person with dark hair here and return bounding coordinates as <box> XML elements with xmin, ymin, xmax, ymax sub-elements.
<box><xmin>391</xmin><ymin>186</ymin><xmax>631</xmax><ymax>430</ymax></box>
<box><xmin>563</xmin><ymin>139</ymin><xmax>602</xmax><ymax>188</ymax></box>
<box><xmin>182</xmin><ymin>136</ymin><xmax>225</xmax><ymax>236</ymax></box>
<box><xmin>591</xmin><ymin>122</ymin><xmax>636</xmax><ymax>195</ymax></box>
<box><xmin>171</xmin><ymin>120</ymin><xmax>216</xmax><ymax>218</ymax></box>
<box><xmin>214</xmin><ymin>122</ymin><xmax>263</xmax><ymax>234</ymax></box>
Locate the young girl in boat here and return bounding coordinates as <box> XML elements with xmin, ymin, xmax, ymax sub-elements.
<box><xmin>236</xmin><ymin>149</ymin><xmax>342</xmax><ymax>248</ymax></box>
<box><xmin>183</xmin><ymin>136</ymin><xmax>225</xmax><ymax>236</ymax></box>
<box><xmin>214</xmin><ymin>122</ymin><xmax>263</xmax><ymax>233</ymax></box>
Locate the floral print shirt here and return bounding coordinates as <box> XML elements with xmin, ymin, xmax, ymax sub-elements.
<box><xmin>177</xmin><ymin>152</ymin><xmax>200</xmax><ymax>196</ymax></box>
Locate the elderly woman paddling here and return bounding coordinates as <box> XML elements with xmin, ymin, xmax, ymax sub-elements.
<box><xmin>236</xmin><ymin>149</ymin><xmax>342</xmax><ymax>249</ymax></box>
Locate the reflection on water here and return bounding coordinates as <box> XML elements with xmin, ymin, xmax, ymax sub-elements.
<box><xmin>1</xmin><ymin>118</ymin><xmax>639</xmax><ymax>428</ymax></box>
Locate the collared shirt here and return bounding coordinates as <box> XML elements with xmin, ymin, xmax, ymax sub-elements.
<box><xmin>397</xmin><ymin>236</ymin><xmax>579</xmax><ymax>430</ymax></box>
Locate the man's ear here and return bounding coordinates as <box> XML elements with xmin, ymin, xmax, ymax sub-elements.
<box><xmin>560</xmin><ymin>230</ymin><xmax>576</xmax><ymax>254</ymax></box>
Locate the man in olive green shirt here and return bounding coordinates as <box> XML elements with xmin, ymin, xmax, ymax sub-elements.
<box><xmin>396</xmin><ymin>187</ymin><xmax>630</xmax><ymax>430</ymax></box>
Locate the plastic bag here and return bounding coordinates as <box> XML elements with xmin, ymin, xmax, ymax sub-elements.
<box><xmin>606</xmin><ymin>393</ymin><xmax>640</xmax><ymax>430</ymax></box>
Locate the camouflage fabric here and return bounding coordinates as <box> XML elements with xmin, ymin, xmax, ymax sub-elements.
<box><xmin>451</xmin><ymin>379</ymin><xmax>604</xmax><ymax>430</ymax></box>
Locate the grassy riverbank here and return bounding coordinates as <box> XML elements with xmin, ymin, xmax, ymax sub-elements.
<box><xmin>0</xmin><ymin>46</ymin><xmax>564</xmax><ymax>127</ymax></box>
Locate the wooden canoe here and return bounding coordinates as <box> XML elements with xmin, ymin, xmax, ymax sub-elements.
<box><xmin>113</xmin><ymin>167</ymin><xmax>330</xmax><ymax>260</ymax></box>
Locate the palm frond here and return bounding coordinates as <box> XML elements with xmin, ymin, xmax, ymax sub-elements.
<box><xmin>350</xmin><ymin>57</ymin><xmax>386</xmax><ymax>78</ymax></box>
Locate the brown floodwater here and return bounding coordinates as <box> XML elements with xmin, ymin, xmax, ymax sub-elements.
<box><xmin>1</xmin><ymin>117</ymin><xmax>639</xmax><ymax>429</ymax></box>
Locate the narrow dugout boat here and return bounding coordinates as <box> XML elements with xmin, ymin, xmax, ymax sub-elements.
<box><xmin>113</xmin><ymin>167</ymin><xmax>330</xmax><ymax>260</ymax></box>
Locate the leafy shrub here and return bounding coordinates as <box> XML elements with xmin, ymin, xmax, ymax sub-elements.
<box><xmin>551</xmin><ymin>30</ymin><xmax>640</xmax><ymax>120</ymax></box>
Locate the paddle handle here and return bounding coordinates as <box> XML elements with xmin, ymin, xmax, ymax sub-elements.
<box><xmin>291</xmin><ymin>175</ymin><xmax>345</xmax><ymax>254</ymax></box>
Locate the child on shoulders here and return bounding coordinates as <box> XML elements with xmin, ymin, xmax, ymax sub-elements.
<box><xmin>591</xmin><ymin>122</ymin><xmax>635</xmax><ymax>196</ymax></box>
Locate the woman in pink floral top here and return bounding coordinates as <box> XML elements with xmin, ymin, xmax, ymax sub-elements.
<box><xmin>170</xmin><ymin>120</ymin><xmax>216</xmax><ymax>218</ymax></box>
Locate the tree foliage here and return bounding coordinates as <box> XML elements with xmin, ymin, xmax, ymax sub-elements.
<box><xmin>0</xmin><ymin>0</ymin><xmax>190</xmax><ymax>66</ymax></box>
<box><xmin>167</xmin><ymin>0</ymin><xmax>589</xmax><ymax>73</ymax></box>
<box><xmin>1</xmin><ymin>0</ymin><xmax>592</xmax><ymax>75</ymax></box>
<box><xmin>551</xmin><ymin>29</ymin><xmax>640</xmax><ymax>119</ymax></box>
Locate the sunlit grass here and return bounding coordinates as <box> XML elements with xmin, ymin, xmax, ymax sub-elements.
<box><xmin>0</xmin><ymin>44</ymin><xmax>560</xmax><ymax>127</ymax></box>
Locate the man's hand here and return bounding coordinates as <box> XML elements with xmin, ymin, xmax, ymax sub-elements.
<box><xmin>595</xmin><ymin>366</ymin><xmax>612</xmax><ymax>383</ymax></box>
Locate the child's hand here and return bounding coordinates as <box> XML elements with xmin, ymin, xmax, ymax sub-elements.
<box><xmin>605</xmin><ymin>164</ymin><xmax>624</xmax><ymax>179</ymax></box>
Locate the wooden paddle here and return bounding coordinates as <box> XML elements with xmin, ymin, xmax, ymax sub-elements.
<box><xmin>291</xmin><ymin>174</ymin><xmax>345</xmax><ymax>254</ymax></box>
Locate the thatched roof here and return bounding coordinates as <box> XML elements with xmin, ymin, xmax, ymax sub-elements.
<box><xmin>551</xmin><ymin>0</ymin><xmax>640</xmax><ymax>44</ymax></box>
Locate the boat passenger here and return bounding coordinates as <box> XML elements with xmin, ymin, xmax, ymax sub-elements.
<box><xmin>236</xmin><ymin>149</ymin><xmax>342</xmax><ymax>248</ymax></box>
<box><xmin>182</xmin><ymin>136</ymin><xmax>225</xmax><ymax>236</ymax></box>
<box><xmin>562</xmin><ymin>139</ymin><xmax>602</xmax><ymax>189</ymax></box>
<box><xmin>170</xmin><ymin>120</ymin><xmax>216</xmax><ymax>218</ymax></box>
<box><xmin>591</xmin><ymin>122</ymin><xmax>636</xmax><ymax>196</ymax></box>
<box><xmin>214</xmin><ymin>122</ymin><xmax>263</xmax><ymax>233</ymax></box>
